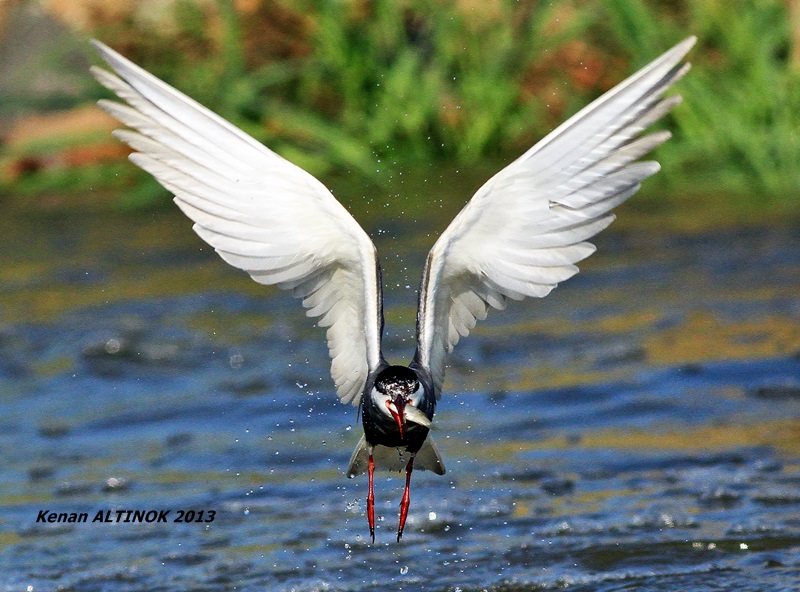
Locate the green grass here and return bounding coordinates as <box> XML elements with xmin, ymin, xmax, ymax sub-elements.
<box><xmin>600</xmin><ymin>0</ymin><xmax>800</xmax><ymax>202</ymax></box>
<box><xmin>9</xmin><ymin>161</ymin><xmax>164</xmax><ymax>210</ymax></box>
<box><xmin>4</xmin><ymin>0</ymin><xmax>800</xmax><ymax>215</ymax></box>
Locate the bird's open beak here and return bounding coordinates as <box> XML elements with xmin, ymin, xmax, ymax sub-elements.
<box><xmin>387</xmin><ymin>396</ymin><xmax>432</xmax><ymax>440</ymax></box>
<box><xmin>387</xmin><ymin>396</ymin><xmax>406</xmax><ymax>439</ymax></box>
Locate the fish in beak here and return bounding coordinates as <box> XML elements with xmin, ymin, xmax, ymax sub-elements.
<box><xmin>385</xmin><ymin>396</ymin><xmax>432</xmax><ymax>440</ymax></box>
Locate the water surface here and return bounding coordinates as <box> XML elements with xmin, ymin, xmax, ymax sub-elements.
<box><xmin>1</xmin><ymin>202</ymin><xmax>799</xmax><ymax>591</ymax></box>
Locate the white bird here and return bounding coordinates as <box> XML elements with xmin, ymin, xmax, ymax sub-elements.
<box><xmin>91</xmin><ymin>36</ymin><xmax>695</xmax><ymax>541</ymax></box>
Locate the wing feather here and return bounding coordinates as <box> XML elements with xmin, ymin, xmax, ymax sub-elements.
<box><xmin>91</xmin><ymin>40</ymin><xmax>383</xmax><ymax>405</ymax></box>
<box><xmin>415</xmin><ymin>37</ymin><xmax>695</xmax><ymax>397</ymax></box>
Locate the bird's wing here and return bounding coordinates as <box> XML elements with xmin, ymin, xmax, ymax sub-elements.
<box><xmin>90</xmin><ymin>40</ymin><xmax>383</xmax><ymax>405</ymax></box>
<box><xmin>415</xmin><ymin>37</ymin><xmax>695</xmax><ymax>397</ymax></box>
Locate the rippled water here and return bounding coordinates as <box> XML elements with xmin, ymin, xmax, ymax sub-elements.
<box><xmin>1</xmin><ymin>205</ymin><xmax>799</xmax><ymax>591</ymax></box>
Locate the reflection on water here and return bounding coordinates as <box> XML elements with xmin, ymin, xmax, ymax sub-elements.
<box><xmin>1</xmin><ymin>204</ymin><xmax>799</xmax><ymax>591</ymax></box>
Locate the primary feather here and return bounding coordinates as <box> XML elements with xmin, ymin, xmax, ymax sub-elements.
<box><xmin>414</xmin><ymin>37</ymin><xmax>695</xmax><ymax>397</ymax></box>
<box><xmin>91</xmin><ymin>40</ymin><xmax>383</xmax><ymax>405</ymax></box>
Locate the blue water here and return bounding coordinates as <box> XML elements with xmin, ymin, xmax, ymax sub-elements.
<box><xmin>1</xmin><ymin>209</ymin><xmax>799</xmax><ymax>591</ymax></box>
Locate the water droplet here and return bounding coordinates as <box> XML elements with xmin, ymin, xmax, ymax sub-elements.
<box><xmin>104</xmin><ymin>338</ymin><xmax>121</xmax><ymax>354</ymax></box>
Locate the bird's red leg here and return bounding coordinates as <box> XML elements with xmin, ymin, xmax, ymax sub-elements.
<box><xmin>367</xmin><ymin>453</ymin><xmax>375</xmax><ymax>543</ymax></box>
<box><xmin>397</xmin><ymin>456</ymin><xmax>414</xmax><ymax>541</ymax></box>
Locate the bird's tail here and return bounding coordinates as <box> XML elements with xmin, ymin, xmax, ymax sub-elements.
<box><xmin>346</xmin><ymin>435</ymin><xmax>446</xmax><ymax>477</ymax></box>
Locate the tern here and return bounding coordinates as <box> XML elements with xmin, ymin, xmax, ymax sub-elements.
<box><xmin>91</xmin><ymin>36</ymin><xmax>694</xmax><ymax>542</ymax></box>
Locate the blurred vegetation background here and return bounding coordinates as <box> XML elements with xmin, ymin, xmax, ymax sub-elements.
<box><xmin>0</xmin><ymin>0</ymin><xmax>799</xmax><ymax>224</ymax></box>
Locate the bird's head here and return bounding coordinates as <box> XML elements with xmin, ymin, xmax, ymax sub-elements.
<box><xmin>372</xmin><ymin>366</ymin><xmax>431</xmax><ymax>438</ymax></box>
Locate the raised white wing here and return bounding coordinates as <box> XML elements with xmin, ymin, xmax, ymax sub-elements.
<box><xmin>90</xmin><ymin>40</ymin><xmax>383</xmax><ymax>405</ymax></box>
<box><xmin>415</xmin><ymin>37</ymin><xmax>695</xmax><ymax>397</ymax></box>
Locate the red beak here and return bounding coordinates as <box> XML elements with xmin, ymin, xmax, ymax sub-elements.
<box><xmin>386</xmin><ymin>396</ymin><xmax>406</xmax><ymax>439</ymax></box>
